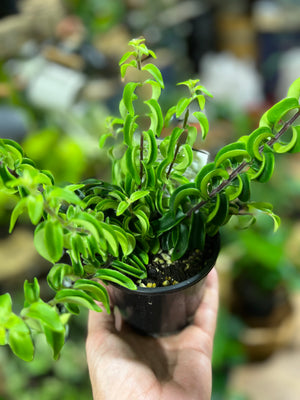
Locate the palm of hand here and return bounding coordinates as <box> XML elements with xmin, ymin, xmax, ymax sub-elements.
<box><xmin>86</xmin><ymin>268</ymin><xmax>218</xmax><ymax>400</ymax></box>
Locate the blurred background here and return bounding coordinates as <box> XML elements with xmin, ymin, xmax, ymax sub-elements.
<box><xmin>0</xmin><ymin>0</ymin><xmax>300</xmax><ymax>399</ymax></box>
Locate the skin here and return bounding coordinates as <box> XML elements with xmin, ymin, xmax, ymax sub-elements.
<box><xmin>86</xmin><ymin>268</ymin><xmax>219</xmax><ymax>400</ymax></box>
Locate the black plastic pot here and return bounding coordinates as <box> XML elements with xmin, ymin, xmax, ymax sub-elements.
<box><xmin>110</xmin><ymin>234</ymin><xmax>220</xmax><ymax>336</ymax></box>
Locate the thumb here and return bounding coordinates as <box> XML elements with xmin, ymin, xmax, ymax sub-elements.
<box><xmin>87</xmin><ymin>307</ymin><xmax>116</xmax><ymax>337</ymax></box>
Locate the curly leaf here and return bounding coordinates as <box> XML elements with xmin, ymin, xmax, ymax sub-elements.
<box><xmin>255</xmin><ymin>149</ymin><xmax>275</xmax><ymax>183</ymax></box>
<box><xmin>238</xmin><ymin>173</ymin><xmax>251</xmax><ymax>202</ymax></box>
<box><xmin>287</xmin><ymin>77</ymin><xmax>300</xmax><ymax>100</ymax></box>
<box><xmin>169</xmin><ymin>183</ymin><xmax>200</xmax><ymax>213</ymax></box>
<box><xmin>123</xmin><ymin>82</ymin><xmax>140</xmax><ymax>116</ymax></box>
<box><xmin>171</xmin><ymin>222</ymin><xmax>189</xmax><ymax>261</ymax></box>
<box><xmin>174</xmin><ymin>144</ymin><xmax>193</xmax><ymax>172</ymax></box>
<box><xmin>111</xmin><ymin>260</ymin><xmax>146</xmax><ymax>279</ymax></box>
<box><xmin>247</xmin><ymin>202</ymin><xmax>281</xmax><ymax>231</ymax></box>
<box><xmin>95</xmin><ymin>268</ymin><xmax>136</xmax><ymax>290</ymax></box>
<box><xmin>125</xmin><ymin>146</ymin><xmax>141</xmax><ymax>185</ymax></box>
<box><xmin>48</xmin><ymin>187</ymin><xmax>83</xmax><ymax>206</ymax></box>
<box><xmin>133</xmin><ymin>208</ymin><xmax>150</xmax><ymax>236</ymax></box>
<box><xmin>44</xmin><ymin>220</ymin><xmax>64</xmax><ymax>263</ymax></box>
<box><xmin>143</xmin><ymin>129</ymin><xmax>158</xmax><ymax>166</ymax></box>
<box><xmin>189</xmin><ymin>211</ymin><xmax>205</xmax><ymax>251</ymax></box>
<box><xmin>186</xmin><ymin>125</ymin><xmax>198</xmax><ymax>147</ymax></box>
<box><xmin>54</xmin><ymin>289</ymin><xmax>103</xmax><ymax>312</ymax></box>
<box><xmin>99</xmin><ymin>222</ymin><xmax>120</xmax><ymax>257</ymax></box>
<box><xmin>196</xmin><ymin>165</ymin><xmax>229</xmax><ymax>199</ymax></box>
<box><xmin>141</xmin><ymin>63</ymin><xmax>164</xmax><ymax>88</ymax></box>
<box><xmin>9</xmin><ymin>197</ymin><xmax>28</xmax><ymax>233</ymax></box>
<box><xmin>247</xmin><ymin>126</ymin><xmax>273</xmax><ymax>161</ymax></box>
<box><xmin>289</xmin><ymin>126</ymin><xmax>300</xmax><ymax>153</ymax></box>
<box><xmin>24</xmin><ymin>278</ymin><xmax>40</xmax><ymax>306</ymax></box>
<box><xmin>145</xmin><ymin>99</ymin><xmax>163</xmax><ymax>136</ymax></box>
<box><xmin>273</xmin><ymin>125</ymin><xmax>299</xmax><ymax>153</ymax></box>
<box><xmin>206</xmin><ymin>193</ymin><xmax>227</xmax><ymax>226</ymax></box>
<box><xmin>155</xmin><ymin>210</ymin><xmax>186</xmax><ymax>235</ymax></box>
<box><xmin>73</xmin><ymin>279</ymin><xmax>110</xmax><ymax>313</ymax></box>
<box><xmin>193</xmin><ymin>112</ymin><xmax>209</xmax><ymax>139</ymax></box>
<box><xmin>47</xmin><ymin>263</ymin><xmax>74</xmax><ymax>291</ymax></box>
<box><xmin>259</xmin><ymin>97</ymin><xmax>299</xmax><ymax>128</ymax></box>
<box><xmin>224</xmin><ymin>175</ymin><xmax>244</xmax><ymax>201</ymax></box>
<box><xmin>123</xmin><ymin>114</ymin><xmax>138</xmax><ymax>147</ymax></box>
<box><xmin>214</xmin><ymin>142</ymin><xmax>250</xmax><ymax>167</ymax></box>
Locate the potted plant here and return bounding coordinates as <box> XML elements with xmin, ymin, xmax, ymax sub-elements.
<box><xmin>0</xmin><ymin>38</ymin><xmax>299</xmax><ymax>361</ymax></box>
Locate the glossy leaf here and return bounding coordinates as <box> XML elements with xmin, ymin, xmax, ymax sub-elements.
<box><xmin>287</xmin><ymin>77</ymin><xmax>300</xmax><ymax>100</ymax></box>
<box><xmin>141</xmin><ymin>64</ymin><xmax>164</xmax><ymax>88</ymax></box>
<box><xmin>24</xmin><ymin>278</ymin><xmax>40</xmax><ymax>306</ymax></box>
<box><xmin>176</xmin><ymin>97</ymin><xmax>192</xmax><ymax>117</ymax></box>
<box><xmin>27</xmin><ymin>194</ymin><xmax>44</xmax><ymax>225</ymax></box>
<box><xmin>44</xmin><ymin>220</ymin><xmax>64</xmax><ymax>263</ymax></box>
<box><xmin>133</xmin><ymin>209</ymin><xmax>150</xmax><ymax>236</ymax></box>
<box><xmin>123</xmin><ymin>82</ymin><xmax>139</xmax><ymax>115</ymax></box>
<box><xmin>47</xmin><ymin>263</ymin><xmax>74</xmax><ymax>291</ymax></box>
<box><xmin>145</xmin><ymin>99</ymin><xmax>163</xmax><ymax>136</ymax></box>
<box><xmin>9</xmin><ymin>197</ymin><xmax>28</xmax><ymax>233</ymax></box>
<box><xmin>195</xmin><ymin>168</ymin><xmax>229</xmax><ymax>198</ymax></box>
<box><xmin>273</xmin><ymin>125</ymin><xmax>299</xmax><ymax>153</ymax></box>
<box><xmin>247</xmin><ymin>126</ymin><xmax>273</xmax><ymax>161</ymax></box>
<box><xmin>171</xmin><ymin>222</ymin><xmax>189</xmax><ymax>261</ymax></box>
<box><xmin>129</xmin><ymin>190</ymin><xmax>150</xmax><ymax>203</ymax></box>
<box><xmin>116</xmin><ymin>200</ymin><xmax>130</xmax><ymax>216</ymax></box>
<box><xmin>111</xmin><ymin>260</ymin><xmax>146</xmax><ymax>279</ymax></box>
<box><xmin>259</xmin><ymin>97</ymin><xmax>299</xmax><ymax>128</ymax></box>
<box><xmin>207</xmin><ymin>193</ymin><xmax>229</xmax><ymax>226</ymax></box>
<box><xmin>238</xmin><ymin>173</ymin><xmax>251</xmax><ymax>202</ymax></box>
<box><xmin>169</xmin><ymin>183</ymin><xmax>200</xmax><ymax>213</ymax></box>
<box><xmin>123</xmin><ymin>114</ymin><xmax>138</xmax><ymax>147</ymax></box>
<box><xmin>47</xmin><ymin>187</ymin><xmax>83</xmax><ymax>206</ymax></box>
<box><xmin>143</xmin><ymin>129</ymin><xmax>158</xmax><ymax>165</ymax></box>
<box><xmin>8</xmin><ymin>316</ymin><xmax>34</xmax><ymax>361</ymax></box>
<box><xmin>255</xmin><ymin>149</ymin><xmax>275</xmax><ymax>183</ymax></box>
<box><xmin>95</xmin><ymin>268</ymin><xmax>137</xmax><ymax>290</ymax></box>
<box><xmin>125</xmin><ymin>147</ymin><xmax>141</xmax><ymax>185</ymax></box>
<box><xmin>174</xmin><ymin>144</ymin><xmax>193</xmax><ymax>171</ymax></box>
<box><xmin>193</xmin><ymin>112</ymin><xmax>209</xmax><ymax>139</ymax></box>
<box><xmin>73</xmin><ymin>279</ymin><xmax>110</xmax><ymax>313</ymax></box>
<box><xmin>189</xmin><ymin>211</ymin><xmax>205</xmax><ymax>251</ymax></box>
<box><xmin>54</xmin><ymin>289</ymin><xmax>103</xmax><ymax>312</ymax></box>
<box><xmin>225</xmin><ymin>175</ymin><xmax>244</xmax><ymax>201</ymax></box>
<box><xmin>214</xmin><ymin>142</ymin><xmax>250</xmax><ymax>167</ymax></box>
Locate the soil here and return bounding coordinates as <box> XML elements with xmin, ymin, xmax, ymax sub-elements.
<box><xmin>137</xmin><ymin>235</ymin><xmax>219</xmax><ymax>288</ymax></box>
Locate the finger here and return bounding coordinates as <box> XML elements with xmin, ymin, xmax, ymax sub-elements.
<box><xmin>193</xmin><ymin>267</ymin><xmax>219</xmax><ymax>337</ymax></box>
<box><xmin>87</xmin><ymin>308</ymin><xmax>116</xmax><ymax>337</ymax></box>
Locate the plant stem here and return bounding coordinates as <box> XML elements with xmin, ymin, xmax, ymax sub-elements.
<box><xmin>187</xmin><ymin>109</ymin><xmax>300</xmax><ymax>217</ymax></box>
<box><xmin>262</xmin><ymin>108</ymin><xmax>300</xmax><ymax>150</ymax></box>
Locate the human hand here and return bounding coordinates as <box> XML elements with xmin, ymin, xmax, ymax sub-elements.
<box><xmin>86</xmin><ymin>267</ymin><xmax>219</xmax><ymax>400</ymax></box>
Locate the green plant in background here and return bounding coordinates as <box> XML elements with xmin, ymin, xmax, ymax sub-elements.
<box><xmin>221</xmin><ymin>216</ymin><xmax>300</xmax><ymax>301</ymax></box>
<box><xmin>65</xmin><ymin>0</ymin><xmax>126</xmax><ymax>34</ymax></box>
<box><xmin>0</xmin><ymin>38</ymin><xmax>300</xmax><ymax>361</ymax></box>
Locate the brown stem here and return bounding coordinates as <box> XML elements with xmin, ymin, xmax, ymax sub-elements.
<box><xmin>187</xmin><ymin>109</ymin><xmax>300</xmax><ymax>217</ymax></box>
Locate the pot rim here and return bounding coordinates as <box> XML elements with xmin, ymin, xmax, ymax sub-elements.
<box><xmin>111</xmin><ymin>233</ymin><xmax>220</xmax><ymax>296</ymax></box>
<box><xmin>113</xmin><ymin>261</ymin><xmax>216</xmax><ymax>296</ymax></box>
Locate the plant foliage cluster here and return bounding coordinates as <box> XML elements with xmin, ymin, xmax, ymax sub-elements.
<box><xmin>0</xmin><ymin>38</ymin><xmax>300</xmax><ymax>360</ymax></box>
